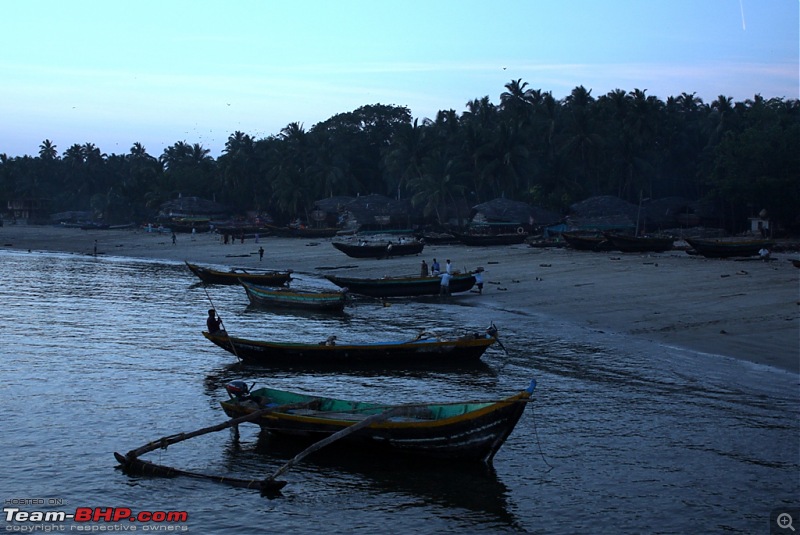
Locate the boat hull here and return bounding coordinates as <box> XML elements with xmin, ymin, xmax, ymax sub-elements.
<box><xmin>453</xmin><ymin>233</ymin><xmax>528</xmax><ymax>246</ymax></box>
<box><xmin>685</xmin><ymin>238</ymin><xmax>773</xmax><ymax>258</ymax></box>
<box><xmin>605</xmin><ymin>233</ymin><xmax>674</xmax><ymax>253</ymax></box>
<box><xmin>203</xmin><ymin>330</ymin><xmax>496</xmax><ymax>367</ymax></box>
<box><xmin>185</xmin><ymin>261</ymin><xmax>291</xmax><ymax>286</ymax></box>
<box><xmin>332</xmin><ymin>241</ymin><xmax>424</xmax><ymax>258</ymax></box>
<box><xmin>325</xmin><ymin>273</ymin><xmax>476</xmax><ymax>297</ymax></box>
<box><xmin>561</xmin><ymin>232</ymin><xmax>614</xmax><ymax>251</ymax></box>
<box><xmin>240</xmin><ymin>281</ymin><xmax>347</xmax><ymax>312</ymax></box>
<box><xmin>220</xmin><ymin>384</ymin><xmax>534</xmax><ymax>463</ymax></box>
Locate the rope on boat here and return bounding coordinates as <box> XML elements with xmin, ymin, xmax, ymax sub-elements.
<box><xmin>530</xmin><ymin>406</ymin><xmax>553</xmax><ymax>471</ymax></box>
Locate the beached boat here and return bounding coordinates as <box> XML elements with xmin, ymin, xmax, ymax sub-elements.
<box><xmin>452</xmin><ymin>232</ymin><xmax>528</xmax><ymax>246</ymax></box>
<box><xmin>331</xmin><ymin>240</ymin><xmax>424</xmax><ymax>259</ymax></box>
<box><xmin>685</xmin><ymin>238</ymin><xmax>774</xmax><ymax>258</ymax></box>
<box><xmin>185</xmin><ymin>261</ymin><xmax>292</xmax><ymax>286</ymax></box>
<box><xmin>325</xmin><ymin>272</ymin><xmax>476</xmax><ymax>298</ymax></box>
<box><xmin>264</xmin><ymin>225</ymin><xmax>339</xmax><ymax>238</ymax></box>
<box><xmin>413</xmin><ymin>231</ymin><xmax>459</xmax><ymax>245</ymax></box>
<box><xmin>219</xmin><ymin>379</ymin><xmax>536</xmax><ymax>464</ymax></box>
<box><xmin>561</xmin><ymin>232</ymin><xmax>614</xmax><ymax>251</ymax></box>
<box><xmin>240</xmin><ymin>280</ymin><xmax>347</xmax><ymax>312</ymax></box>
<box><xmin>604</xmin><ymin>233</ymin><xmax>674</xmax><ymax>253</ymax></box>
<box><xmin>202</xmin><ymin>326</ymin><xmax>499</xmax><ymax>366</ymax></box>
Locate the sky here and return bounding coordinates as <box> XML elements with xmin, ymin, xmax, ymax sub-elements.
<box><xmin>1</xmin><ymin>0</ymin><xmax>797</xmax><ymax>159</ymax></box>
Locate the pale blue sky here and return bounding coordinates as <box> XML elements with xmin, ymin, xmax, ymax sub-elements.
<box><xmin>1</xmin><ymin>0</ymin><xmax>797</xmax><ymax>158</ymax></box>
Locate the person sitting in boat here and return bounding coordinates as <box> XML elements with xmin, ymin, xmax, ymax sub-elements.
<box><xmin>420</xmin><ymin>260</ymin><xmax>429</xmax><ymax>277</ymax></box>
<box><xmin>206</xmin><ymin>309</ymin><xmax>224</xmax><ymax>334</ymax></box>
<box><xmin>319</xmin><ymin>335</ymin><xmax>337</xmax><ymax>346</ymax></box>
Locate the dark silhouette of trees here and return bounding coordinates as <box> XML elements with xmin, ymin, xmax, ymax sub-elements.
<box><xmin>0</xmin><ymin>81</ymin><xmax>797</xmax><ymax>234</ymax></box>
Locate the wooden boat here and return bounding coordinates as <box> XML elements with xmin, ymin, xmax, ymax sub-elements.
<box><xmin>452</xmin><ymin>232</ymin><xmax>528</xmax><ymax>246</ymax></box>
<box><xmin>325</xmin><ymin>272</ymin><xmax>476</xmax><ymax>298</ymax></box>
<box><xmin>264</xmin><ymin>225</ymin><xmax>339</xmax><ymax>238</ymax></box>
<box><xmin>685</xmin><ymin>238</ymin><xmax>774</xmax><ymax>258</ymax></box>
<box><xmin>219</xmin><ymin>379</ymin><xmax>536</xmax><ymax>464</ymax></box>
<box><xmin>240</xmin><ymin>280</ymin><xmax>347</xmax><ymax>312</ymax></box>
<box><xmin>561</xmin><ymin>232</ymin><xmax>614</xmax><ymax>251</ymax></box>
<box><xmin>604</xmin><ymin>233</ymin><xmax>674</xmax><ymax>253</ymax></box>
<box><xmin>413</xmin><ymin>231</ymin><xmax>458</xmax><ymax>245</ymax></box>
<box><xmin>331</xmin><ymin>240</ymin><xmax>424</xmax><ymax>259</ymax></box>
<box><xmin>202</xmin><ymin>327</ymin><xmax>499</xmax><ymax>366</ymax></box>
<box><xmin>185</xmin><ymin>261</ymin><xmax>292</xmax><ymax>286</ymax></box>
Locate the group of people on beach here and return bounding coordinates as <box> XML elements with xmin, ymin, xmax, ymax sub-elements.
<box><xmin>420</xmin><ymin>258</ymin><xmax>484</xmax><ymax>295</ymax></box>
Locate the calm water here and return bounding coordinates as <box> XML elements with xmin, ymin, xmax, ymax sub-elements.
<box><xmin>1</xmin><ymin>250</ymin><xmax>797</xmax><ymax>533</ymax></box>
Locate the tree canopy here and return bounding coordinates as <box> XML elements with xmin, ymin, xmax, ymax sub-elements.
<box><xmin>1</xmin><ymin>83</ymin><xmax>797</xmax><ymax>234</ymax></box>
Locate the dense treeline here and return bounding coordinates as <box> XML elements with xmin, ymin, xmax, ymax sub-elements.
<box><xmin>1</xmin><ymin>80</ymin><xmax>798</xmax><ymax>233</ymax></box>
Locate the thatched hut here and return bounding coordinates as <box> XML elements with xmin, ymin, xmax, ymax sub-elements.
<box><xmin>158</xmin><ymin>196</ymin><xmax>230</xmax><ymax>220</ymax></box>
<box><xmin>565</xmin><ymin>195</ymin><xmax>638</xmax><ymax>231</ymax></box>
<box><xmin>313</xmin><ymin>194</ymin><xmax>432</xmax><ymax>231</ymax></box>
<box><xmin>469</xmin><ymin>198</ymin><xmax>561</xmax><ymax>232</ymax></box>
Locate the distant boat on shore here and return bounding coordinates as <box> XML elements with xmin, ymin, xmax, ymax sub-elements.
<box><xmin>185</xmin><ymin>261</ymin><xmax>292</xmax><ymax>286</ymax></box>
<box><xmin>604</xmin><ymin>233</ymin><xmax>674</xmax><ymax>253</ymax></box>
<box><xmin>685</xmin><ymin>238</ymin><xmax>774</xmax><ymax>258</ymax></box>
<box><xmin>332</xmin><ymin>240</ymin><xmax>424</xmax><ymax>259</ymax></box>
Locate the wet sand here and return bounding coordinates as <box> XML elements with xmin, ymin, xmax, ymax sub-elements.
<box><xmin>3</xmin><ymin>224</ymin><xmax>798</xmax><ymax>373</ymax></box>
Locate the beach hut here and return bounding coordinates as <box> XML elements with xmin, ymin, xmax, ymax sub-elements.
<box><xmin>468</xmin><ymin>198</ymin><xmax>560</xmax><ymax>233</ymax></box>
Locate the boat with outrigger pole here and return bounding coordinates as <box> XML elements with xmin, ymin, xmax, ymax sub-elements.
<box><xmin>114</xmin><ymin>379</ymin><xmax>536</xmax><ymax>495</ymax></box>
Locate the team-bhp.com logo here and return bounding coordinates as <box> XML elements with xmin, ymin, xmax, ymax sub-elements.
<box><xmin>4</xmin><ymin>505</ymin><xmax>188</xmax><ymax>531</ymax></box>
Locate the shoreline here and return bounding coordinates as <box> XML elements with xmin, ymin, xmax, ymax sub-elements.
<box><xmin>3</xmin><ymin>224</ymin><xmax>798</xmax><ymax>373</ymax></box>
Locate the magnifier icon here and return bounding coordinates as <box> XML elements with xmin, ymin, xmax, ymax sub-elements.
<box><xmin>778</xmin><ymin>513</ymin><xmax>796</xmax><ymax>531</ymax></box>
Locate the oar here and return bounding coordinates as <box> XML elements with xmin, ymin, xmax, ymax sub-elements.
<box><xmin>114</xmin><ymin>452</ymin><xmax>288</xmax><ymax>491</ymax></box>
<box><xmin>201</xmin><ymin>284</ymin><xmax>241</xmax><ymax>362</ymax></box>
<box><xmin>262</xmin><ymin>407</ymin><xmax>404</xmax><ymax>491</ymax></box>
<box><xmin>123</xmin><ymin>400</ymin><xmax>317</xmax><ymax>459</ymax></box>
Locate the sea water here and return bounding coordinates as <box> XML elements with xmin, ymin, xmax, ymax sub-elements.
<box><xmin>1</xmin><ymin>250</ymin><xmax>797</xmax><ymax>533</ymax></box>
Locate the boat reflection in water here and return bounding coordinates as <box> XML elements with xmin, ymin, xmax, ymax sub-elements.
<box><xmin>218</xmin><ymin>430</ymin><xmax>523</xmax><ymax>529</ymax></box>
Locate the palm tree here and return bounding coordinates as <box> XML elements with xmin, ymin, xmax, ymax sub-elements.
<box><xmin>269</xmin><ymin>123</ymin><xmax>314</xmax><ymax>221</ymax></box>
<box><xmin>409</xmin><ymin>149</ymin><xmax>467</xmax><ymax>225</ymax></box>
<box><xmin>39</xmin><ymin>139</ymin><xmax>58</xmax><ymax>160</ymax></box>
<box><xmin>500</xmin><ymin>78</ymin><xmax>535</xmax><ymax>126</ymax></box>
<box><xmin>561</xmin><ymin>86</ymin><xmax>600</xmax><ymax>195</ymax></box>
<box><xmin>384</xmin><ymin>118</ymin><xmax>429</xmax><ymax>200</ymax></box>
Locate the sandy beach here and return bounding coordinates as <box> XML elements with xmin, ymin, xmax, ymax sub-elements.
<box><xmin>3</xmin><ymin>224</ymin><xmax>798</xmax><ymax>373</ymax></box>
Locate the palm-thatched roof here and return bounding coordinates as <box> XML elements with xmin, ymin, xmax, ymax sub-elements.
<box><xmin>469</xmin><ymin>198</ymin><xmax>561</xmax><ymax>228</ymax></box>
<box><xmin>312</xmin><ymin>196</ymin><xmax>357</xmax><ymax>214</ymax></box>
<box><xmin>566</xmin><ymin>195</ymin><xmax>638</xmax><ymax>230</ymax></box>
<box><xmin>159</xmin><ymin>196</ymin><xmax>230</xmax><ymax>218</ymax></box>
<box><xmin>345</xmin><ymin>194</ymin><xmax>411</xmax><ymax>224</ymax></box>
<box><xmin>314</xmin><ymin>194</ymin><xmax>413</xmax><ymax>229</ymax></box>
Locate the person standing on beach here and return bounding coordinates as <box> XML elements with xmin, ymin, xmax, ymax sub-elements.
<box><xmin>259</xmin><ymin>246</ymin><xmax>264</xmax><ymax>261</ymax></box>
<box><xmin>474</xmin><ymin>267</ymin><xmax>484</xmax><ymax>294</ymax></box>
<box><xmin>439</xmin><ymin>271</ymin><xmax>451</xmax><ymax>296</ymax></box>
<box><xmin>93</xmin><ymin>240</ymin><xmax>97</xmax><ymax>256</ymax></box>
<box><xmin>172</xmin><ymin>232</ymin><xmax>176</xmax><ymax>245</ymax></box>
